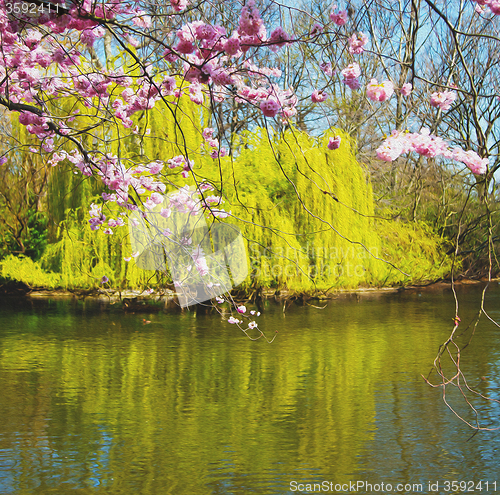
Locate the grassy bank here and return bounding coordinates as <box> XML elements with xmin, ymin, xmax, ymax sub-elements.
<box><xmin>0</xmin><ymin>216</ymin><xmax>452</xmax><ymax>295</ymax></box>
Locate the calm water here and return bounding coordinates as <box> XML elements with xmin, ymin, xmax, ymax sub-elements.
<box><xmin>0</xmin><ymin>285</ymin><xmax>499</xmax><ymax>495</ymax></box>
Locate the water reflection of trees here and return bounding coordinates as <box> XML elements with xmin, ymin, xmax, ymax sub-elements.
<box><xmin>1</xmin><ymin>295</ymin><xmax>499</xmax><ymax>492</ymax></box>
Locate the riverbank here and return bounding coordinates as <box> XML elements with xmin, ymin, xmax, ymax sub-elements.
<box><xmin>2</xmin><ymin>277</ymin><xmax>497</xmax><ymax>312</ymax></box>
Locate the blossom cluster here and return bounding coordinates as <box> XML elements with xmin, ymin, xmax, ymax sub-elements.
<box><xmin>430</xmin><ymin>89</ymin><xmax>457</xmax><ymax>111</ymax></box>
<box><xmin>330</xmin><ymin>4</ymin><xmax>348</xmax><ymax>25</ymax></box>
<box><xmin>366</xmin><ymin>79</ymin><xmax>394</xmax><ymax>102</ymax></box>
<box><xmin>224</xmin><ymin>303</ymin><xmax>260</xmax><ymax>332</ymax></box>
<box><xmin>348</xmin><ymin>32</ymin><xmax>369</xmax><ymax>55</ymax></box>
<box><xmin>202</xmin><ymin>127</ymin><xmax>228</xmax><ymax>159</ymax></box>
<box><xmin>376</xmin><ymin>129</ymin><xmax>488</xmax><ymax>175</ymax></box>
<box><xmin>167</xmin><ymin>155</ymin><xmax>194</xmax><ymax>179</ymax></box>
<box><xmin>163</xmin><ymin>1</ymin><xmax>296</xmax><ymax>117</ymax></box>
<box><xmin>311</xmin><ymin>90</ymin><xmax>329</xmax><ymax>103</ymax></box>
<box><xmin>341</xmin><ymin>63</ymin><xmax>362</xmax><ymax>90</ymax></box>
<box><xmin>0</xmin><ymin>0</ymin><xmax>487</xmax><ymax>178</ymax></box>
<box><xmin>328</xmin><ymin>136</ymin><xmax>342</xmax><ymax>150</ymax></box>
<box><xmin>473</xmin><ymin>0</ymin><xmax>500</xmax><ymax>14</ymax></box>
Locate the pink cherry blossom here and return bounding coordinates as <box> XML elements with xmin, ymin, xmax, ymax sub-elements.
<box><xmin>202</xmin><ymin>128</ymin><xmax>214</xmax><ymax>140</ymax></box>
<box><xmin>80</xmin><ymin>26</ymin><xmax>105</xmax><ymax>47</ymax></box>
<box><xmin>238</xmin><ymin>0</ymin><xmax>266</xmax><ymax>40</ymax></box>
<box><xmin>330</xmin><ymin>5</ymin><xmax>348</xmax><ymax>25</ymax></box>
<box><xmin>199</xmin><ymin>183</ymin><xmax>214</xmax><ymax>192</ymax></box>
<box><xmin>376</xmin><ymin>131</ymin><xmax>408</xmax><ymax>162</ymax></box>
<box><xmin>195</xmin><ymin>23</ymin><xmax>217</xmax><ymax>41</ymax></box>
<box><xmin>366</xmin><ymin>79</ymin><xmax>394</xmax><ymax>102</ymax></box>
<box><xmin>450</xmin><ymin>148</ymin><xmax>488</xmax><ymax>175</ymax></box>
<box><xmin>341</xmin><ymin>63</ymin><xmax>361</xmax><ymax>90</ymax></box>
<box><xmin>348</xmin><ymin>32</ymin><xmax>369</xmax><ymax>54</ymax></box>
<box><xmin>268</xmin><ymin>27</ymin><xmax>290</xmax><ymax>52</ymax></box>
<box><xmin>107</xmin><ymin>218</ymin><xmax>125</xmax><ymax>228</ymax></box>
<box><xmin>344</xmin><ymin>77</ymin><xmax>361</xmax><ymax>90</ymax></box>
<box><xmin>327</xmin><ymin>136</ymin><xmax>341</xmax><ymax>150</ymax></box>
<box><xmin>260</xmin><ymin>97</ymin><xmax>280</xmax><ymax>117</ymax></box>
<box><xmin>400</xmin><ymin>83</ymin><xmax>412</xmax><ymax>96</ymax></box>
<box><xmin>148</xmin><ymin>160</ymin><xmax>164</xmax><ymax>174</ymax></box>
<box><xmin>376</xmin><ymin>129</ymin><xmax>488</xmax><ymax>175</ymax></box>
<box><xmin>311</xmin><ymin>90</ymin><xmax>328</xmax><ymax>103</ymax></box>
<box><xmin>220</xmin><ymin>36</ymin><xmax>238</xmax><ymax>58</ymax></box>
<box><xmin>409</xmin><ymin>128</ymin><xmax>448</xmax><ymax>158</ymax></box>
<box><xmin>320</xmin><ymin>62</ymin><xmax>333</xmax><ymax>77</ymax></box>
<box><xmin>160</xmin><ymin>207</ymin><xmax>171</xmax><ymax>218</ymax></box>
<box><xmin>25</xmin><ymin>30</ymin><xmax>42</xmax><ymax>49</ymax></box>
<box><xmin>430</xmin><ymin>89</ymin><xmax>457</xmax><ymax>111</ymax></box>
<box><xmin>170</xmin><ymin>0</ymin><xmax>189</xmax><ymax>12</ymax></box>
<box><xmin>164</xmin><ymin>49</ymin><xmax>178</xmax><ymax>63</ymax></box>
<box><xmin>150</xmin><ymin>192</ymin><xmax>163</xmax><ymax>204</ymax></box>
<box><xmin>341</xmin><ymin>63</ymin><xmax>361</xmax><ymax>82</ymax></box>
<box><xmin>189</xmin><ymin>83</ymin><xmax>204</xmax><ymax>105</ymax></box>
<box><xmin>489</xmin><ymin>0</ymin><xmax>500</xmax><ymax>14</ymax></box>
<box><xmin>175</xmin><ymin>39</ymin><xmax>194</xmax><ymax>54</ymax></box>
<box><xmin>133</xmin><ymin>14</ymin><xmax>152</xmax><ymax>29</ymax></box>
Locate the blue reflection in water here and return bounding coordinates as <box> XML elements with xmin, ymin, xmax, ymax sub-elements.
<box><xmin>88</xmin><ymin>427</ymin><xmax>114</xmax><ymax>488</ymax></box>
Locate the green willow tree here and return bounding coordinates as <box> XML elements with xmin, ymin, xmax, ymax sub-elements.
<box><xmin>1</xmin><ymin>91</ymin><xmax>451</xmax><ymax>291</ymax></box>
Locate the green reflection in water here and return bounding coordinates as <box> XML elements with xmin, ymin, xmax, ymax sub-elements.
<box><xmin>0</xmin><ymin>287</ymin><xmax>499</xmax><ymax>495</ymax></box>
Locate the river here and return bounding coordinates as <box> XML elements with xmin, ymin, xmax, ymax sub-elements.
<box><xmin>0</xmin><ymin>284</ymin><xmax>499</xmax><ymax>494</ymax></box>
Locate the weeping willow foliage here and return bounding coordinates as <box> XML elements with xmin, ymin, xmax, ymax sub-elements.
<box><xmin>376</xmin><ymin>218</ymin><xmax>453</xmax><ymax>284</ymax></box>
<box><xmin>0</xmin><ymin>85</ymin><xmax>452</xmax><ymax>291</ymax></box>
<box><xmin>40</xmin><ymin>210</ymin><xmax>160</xmax><ymax>290</ymax></box>
<box><xmin>199</xmin><ymin>128</ymin><xmax>452</xmax><ymax>292</ymax></box>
